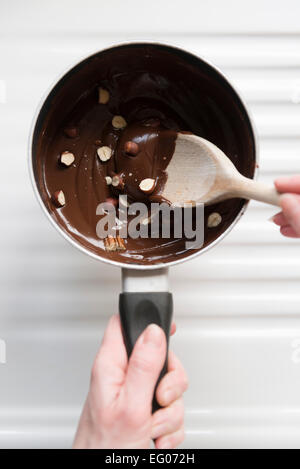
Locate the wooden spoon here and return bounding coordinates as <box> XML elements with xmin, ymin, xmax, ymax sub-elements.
<box><xmin>161</xmin><ymin>133</ymin><xmax>281</xmax><ymax>207</ymax></box>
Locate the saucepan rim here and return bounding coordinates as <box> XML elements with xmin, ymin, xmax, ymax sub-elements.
<box><xmin>28</xmin><ymin>40</ymin><xmax>259</xmax><ymax>270</ymax></box>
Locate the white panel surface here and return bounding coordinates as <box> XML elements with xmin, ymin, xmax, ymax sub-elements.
<box><xmin>1</xmin><ymin>0</ymin><xmax>300</xmax><ymax>449</ymax></box>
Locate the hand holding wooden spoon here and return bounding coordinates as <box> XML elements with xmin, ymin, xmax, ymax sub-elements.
<box><xmin>273</xmin><ymin>176</ymin><xmax>300</xmax><ymax>238</ymax></box>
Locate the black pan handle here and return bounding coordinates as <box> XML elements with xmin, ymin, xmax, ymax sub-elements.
<box><xmin>119</xmin><ymin>292</ymin><xmax>173</xmax><ymax>412</ymax></box>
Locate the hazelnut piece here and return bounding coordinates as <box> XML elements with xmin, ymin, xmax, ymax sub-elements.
<box><xmin>97</xmin><ymin>146</ymin><xmax>112</xmax><ymax>162</ymax></box>
<box><xmin>112</xmin><ymin>174</ymin><xmax>125</xmax><ymax>190</ymax></box>
<box><xmin>124</xmin><ymin>141</ymin><xmax>139</xmax><ymax>156</ymax></box>
<box><xmin>53</xmin><ymin>190</ymin><xmax>65</xmax><ymax>207</ymax></box>
<box><xmin>60</xmin><ymin>151</ymin><xmax>75</xmax><ymax>167</ymax></box>
<box><xmin>104</xmin><ymin>235</ymin><xmax>126</xmax><ymax>252</ymax></box>
<box><xmin>112</xmin><ymin>115</ymin><xmax>127</xmax><ymax>129</ymax></box>
<box><xmin>98</xmin><ymin>87</ymin><xmax>110</xmax><ymax>104</ymax></box>
<box><xmin>207</xmin><ymin>212</ymin><xmax>222</xmax><ymax>228</ymax></box>
<box><xmin>104</xmin><ymin>236</ymin><xmax>117</xmax><ymax>252</ymax></box>
<box><xmin>139</xmin><ymin>178</ymin><xmax>156</xmax><ymax>194</ymax></box>
<box><xmin>116</xmin><ymin>235</ymin><xmax>126</xmax><ymax>251</ymax></box>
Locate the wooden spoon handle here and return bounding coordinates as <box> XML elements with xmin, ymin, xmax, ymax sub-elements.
<box><xmin>232</xmin><ymin>176</ymin><xmax>281</xmax><ymax>206</ymax></box>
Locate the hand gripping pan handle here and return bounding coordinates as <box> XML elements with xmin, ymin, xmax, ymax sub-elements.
<box><xmin>119</xmin><ymin>269</ymin><xmax>173</xmax><ymax>412</ymax></box>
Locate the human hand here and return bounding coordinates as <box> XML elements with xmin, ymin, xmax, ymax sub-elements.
<box><xmin>272</xmin><ymin>176</ymin><xmax>300</xmax><ymax>238</ymax></box>
<box><xmin>73</xmin><ymin>315</ymin><xmax>188</xmax><ymax>449</ymax></box>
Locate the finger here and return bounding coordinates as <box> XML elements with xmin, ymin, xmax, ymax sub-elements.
<box><xmin>272</xmin><ymin>211</ymin><xmax>288</xmax><ymax>226</ymax></box>
<box><xmin>151</xmin><ymin>398</ymin><xmax>184</xmax><ymax>440</ymax></box>
<box><xmin>123</xmin><ymin>324</ymin><xmax>166</xmax><ymax>412</ymax></box>
<box><xmin>156</xmin><ymin>350</ymin><xmax>188</xmax><ymax>407</ymax></box>
<box><xmin>170</xmin><ymin>322</ymin><xmax>176</xmax><ymax>336</ymax></box>
<box><xmin>155</xmin><ymin>427</ymin><xmax>185</xmax><ymax>449</ymax></box>
<box><xmin>91</xmin><ymin>315</ymin><xmax>127</xmax><ymax>402</ymax></box>
<box><xmin>280</xmin><ymin>225</ymin><xmax>299</xmax><ymax>238</ymax></box>
<box><xmin>280</xmin><ymin>194</ymin><xmax>300</xmax><ymax>236</ymax></box>
<box><xmin>275</xmin><ymin>176</ymin><xmax>300</xmax><ymax>194</ymax></box>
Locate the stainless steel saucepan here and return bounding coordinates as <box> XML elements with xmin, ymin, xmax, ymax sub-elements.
<box><xmin>29</xmin><ymin>42</ymin><xmax>258</xmax><ymax>409</ymax></box>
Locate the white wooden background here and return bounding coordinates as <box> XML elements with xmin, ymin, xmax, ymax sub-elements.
<box><xmin>1</xmin><ymin>0</ymin><xmax>300</xmax><ymax>449</ymax></box>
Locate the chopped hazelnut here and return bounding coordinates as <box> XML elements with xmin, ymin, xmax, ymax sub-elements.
<box><xmin>124</xmin><ymin>141</ymin><xmax>139</xmax><ymax>156</ymax></box>
<box><xmin>112</xmin><ymin>115</ymin><xmax>127</xmax><ymax>129</ymax></box>
<box><xmin>116</xmin><ymin>235</ymin><xmax>126</xmax><ymax>251</ymax></box>
<box><xmin>139</xmin><ymin>178</ymin><xmax>156</xmax><ymax>194</ymax></box>
<box><xmin>97</xmin><ymin>146</ymin><xmax>112</xmax><ymax>162</ymax></box>
<box><xmin>207</xmin><ymin>212</ymin><xmax>222</xmax><ymax>228</ymax></box>
<box><xmin>98</xmin><ymin>87</ymin><xmax>110</xmax><ymax>104</ymax></box>
<box><xmin>60</xmin><ymin>151</ymin><xmax>75</xmax><ymax>167</ymax></box>
<box><xmin>104</xmin><ymin>236</ymin><xmax>117</xmax><ymax>251</ymax></box>
<box><xmin>112</xmin><ymin>174</ymin><xmax>125</xmax><ymax>190</ymax></box>
<box><xmin>53</xmin><ymin>190</ymin><xmax>65</xmax><ymax>207</ymax></box>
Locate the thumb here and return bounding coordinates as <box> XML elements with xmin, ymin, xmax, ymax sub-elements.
<box><xmin>123</xmin><ymin>324</ymin><xmax>166</xmax><ymax>412</ymax></box>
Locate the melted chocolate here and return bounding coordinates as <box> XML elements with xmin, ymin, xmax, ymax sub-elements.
<box><xmin>32</xmin><ymin>44</ymin><xmax>256</xmax><ymax>266</ymax></box>
<box><xmin>110</xmin><ymin>120</ymin><xmax>176</xmax><ymax>202</ymax></box>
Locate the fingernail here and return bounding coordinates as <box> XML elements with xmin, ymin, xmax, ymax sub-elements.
<box><xmin>143</xmin><ymin>324</ymin><xmax>163</xmax><ymax>347</ymax></box>
<box><xmin>162</xmin><ymin>388</ymin><xmax>176</xmax><ymax>404</ymax></box>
